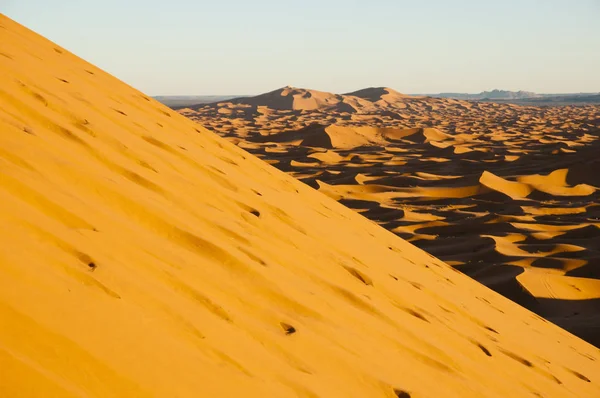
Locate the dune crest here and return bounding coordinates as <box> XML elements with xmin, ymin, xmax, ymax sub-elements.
<box><xmin>479</xmin><ymin>171</ymin><xmax>534</xmax><ymax>199</ymax></box>
<box><xmin>344</xmin><ymin>87</ymin><xmax>408</xmax><ymax>103</ymax></box>
<box><xmin>222</xmin><ymin>86</ymin><xmax>368</xmax><ymax>112</ymax></box>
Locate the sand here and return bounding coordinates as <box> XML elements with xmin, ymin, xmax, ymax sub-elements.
<box><xmin>2</xmin><ymin>14</ymin><xmax>600</xmax><ymax>398</ymax></box>
<box><xmin>183</xmin><ymin>86</ymin><xmax>600</xmax><ymax>349</ymax></box>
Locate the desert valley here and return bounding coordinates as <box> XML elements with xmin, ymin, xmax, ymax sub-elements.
<box><xmin>181</xmin><ymin>87</ymin><xmax>600</xmax><ymax>347</ymax></box>
<box><xmin>1</xmin><ymin>11</ymin><xmax>600</xmax><ymax>398</ymax></box>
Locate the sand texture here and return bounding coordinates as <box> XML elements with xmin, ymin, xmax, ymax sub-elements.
<box><xmin>1</xmin><ymin>15</ymin><xmax>600</xmax><ymax>398</ymax></box>
<box><xmin>183</xmin><ymin>87</ymin><xmax>600</xmax><ymax>348</ymax></box>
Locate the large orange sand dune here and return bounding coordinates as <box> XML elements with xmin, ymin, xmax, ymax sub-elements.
<box><xmin>1</xmin><ymin>14</ymin><xmax>599</xmax><ymax>397</ymax></box>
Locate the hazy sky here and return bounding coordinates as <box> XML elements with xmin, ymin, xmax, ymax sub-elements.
<box><xmin>3</xmin><ymin>0</ymin><xmax>600</xmax><ymax>95</ymax></box>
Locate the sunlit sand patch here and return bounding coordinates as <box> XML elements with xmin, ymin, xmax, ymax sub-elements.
<box><xmin>479</xmin><ymin>171</ymin><xmax>534</xmax><ymax>199</ymax></box>
<box><xmin>521</xmin><ymin>206</ymin><xmax>587</xmax><ymax>216</ymax></box>
<box><xmin>517</xmin><ymin>271</ymin><xmax>600</xmax><ymax>300</ymax></box>
<box><xmin>414</xmin><ymin>172</ymin><xmax>463</xmax><ymax>180</ymax></box>
<box><xmin>511</xmin><ymin>223</ymin><xmax>599</xmax><ymax>233</ymax></box>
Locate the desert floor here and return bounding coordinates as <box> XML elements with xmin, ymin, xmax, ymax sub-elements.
<box><xmin>182</xmin><ymin>86</ymin><xmax>600</xmax><ymax>347</ymax></box>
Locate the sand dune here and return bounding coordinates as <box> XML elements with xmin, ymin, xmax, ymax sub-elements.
<box><xmin>216</xmin><ymin>86</ymin><xmax>369</xmax><ymax>112</ymax></box>
<box><xmin>344</xmin><ymin>87</ymin><xmax>409</xmax><ymax>103</ymax></box>
<box><xmin>479</xmin><ymin>171</ymin><xmax>534</xmax><ymax>199</ymax></box>
<box><xmin>184</xmin><ymin>85</ymin><xmax>600</xmax><ymax>349</ymax></box>
<box><xmin>252</xmin><ymin>125</ymin><xmax>452</xmax><ymax>150</ymax></box>
<box><xmin>2</xmin><ymin>14</ymin><xmax>600</xmax><ymax>397</ymax></box>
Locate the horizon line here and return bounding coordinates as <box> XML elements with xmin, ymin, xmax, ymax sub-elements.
<box><xmin>152</xmin><ymin>88</ymin><xmax>600</xmax><ymax>97</ymax></box>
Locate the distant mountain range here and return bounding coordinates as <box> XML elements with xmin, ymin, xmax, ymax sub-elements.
<box><xmin>430</xmin><ymin>89</ymin><xmax>540</xmax><ymax>100</ymax></box>
<box><xmin>424</xmin><ymin>89</ymin><xmax>600</xmax><ymax>104</ymax></box>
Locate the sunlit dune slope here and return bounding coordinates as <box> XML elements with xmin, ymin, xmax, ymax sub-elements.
<box><xmin>1</xmin><ymin>15</ymin><xmax>599</xmax><ymax>398</ymax></box>
<box><xmin>223</xmin><ymin>86</ymin><xmax>364</xmax><ymax>112</ymax></box>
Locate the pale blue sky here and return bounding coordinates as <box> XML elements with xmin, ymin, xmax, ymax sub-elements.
<box><xmin>3</xmin><ymin>0</ymin><xmax>600</xmax><ymax>95</ymax></box>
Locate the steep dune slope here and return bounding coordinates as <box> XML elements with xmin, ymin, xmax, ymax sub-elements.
<box><xmin>1</xmin><ymin>15</ymin><xmax>599</xmax><ymax>398</ymax></box>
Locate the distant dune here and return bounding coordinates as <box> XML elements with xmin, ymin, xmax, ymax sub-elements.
<box><xmin>160</xmin><ymin>89</ymin><xmax>600</xmax><ymax>111</ymax></box>
<box><xmin>222</xmin><ymin>86</ymin><xmax>370</xmax><ymax>112</ymax></box>
<box><xmin>3</xmin><ymin>14</ymin><xmax>600</xmax><ymax>397</ymax></box>
<box><xmin>189</xmin><ymin>85</ymin><xmax>468</xmax><ymax>117</ymax></box>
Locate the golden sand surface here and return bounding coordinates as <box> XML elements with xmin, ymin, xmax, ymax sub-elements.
<box><xmin>1</xmin><ymin>14</ymin><xmax>600</xmax><ymax>397</ymax></box>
